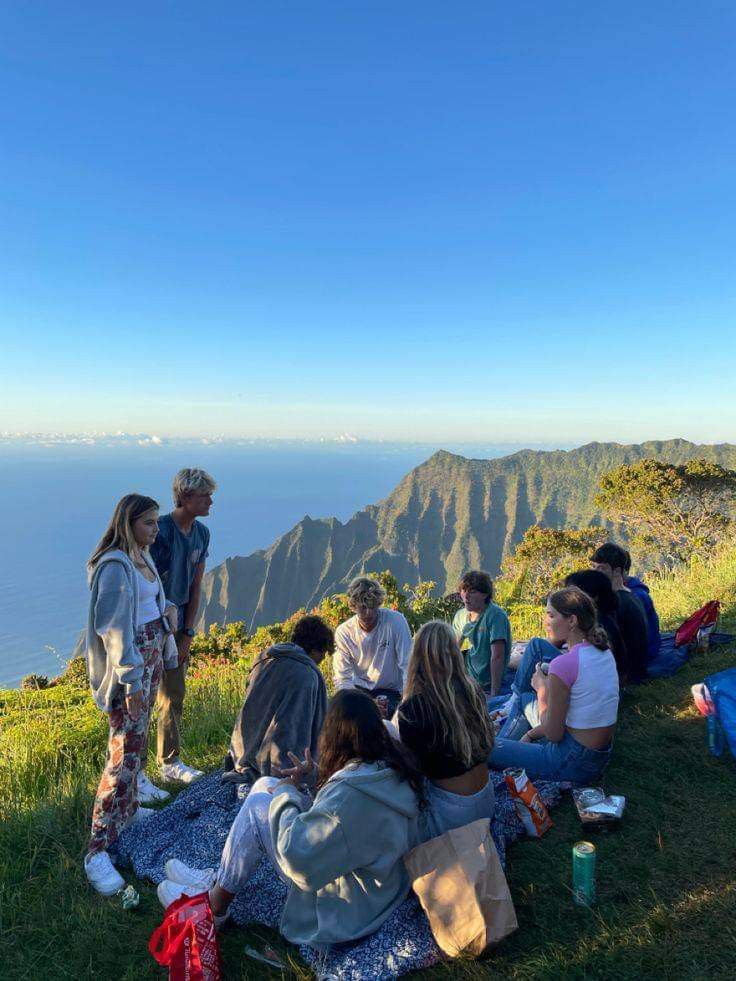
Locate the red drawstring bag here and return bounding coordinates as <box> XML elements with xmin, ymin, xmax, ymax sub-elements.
<box><xmin>675</xmin><ymin>600</ymin><xmax>720</xmax><ymax>648</ymax></box>
<box><xmin>149</xmin><ymin>892</ymin><xmax>222</xmax><ymax>981</ymax></box>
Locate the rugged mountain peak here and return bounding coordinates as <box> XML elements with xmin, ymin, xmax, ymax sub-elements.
<box><xmin>198</xmin><ymin>439</ymin><xmax>736</xmax><ymax>633</ymax></box>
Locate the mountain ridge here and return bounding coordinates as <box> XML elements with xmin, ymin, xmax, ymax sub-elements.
<box><xmin>197</xmin><ymin>438</ymin><xmax>736</xmax><ymax>632</ymax></box>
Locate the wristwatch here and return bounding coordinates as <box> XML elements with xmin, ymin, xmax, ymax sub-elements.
<box><xmin>183</xmin><ymin>628</ymin><xmax>196</xmax><ymax>638</ymax></box>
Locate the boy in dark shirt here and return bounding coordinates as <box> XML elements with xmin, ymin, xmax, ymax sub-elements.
<box><xmin>590</xmin><ymin>543</ymin><xmax>649</xmax><ymax>683</ymax></box>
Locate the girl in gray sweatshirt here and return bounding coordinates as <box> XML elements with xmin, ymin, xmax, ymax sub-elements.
<box><xmin>84</xmin><ymin>495</ymin><xmax>178</xmax><ymax>898</ymax></box>
<box><xmin>157</xmin><ymin>690</ymin><xmax>423</xmax><ymax>947</ymax></box>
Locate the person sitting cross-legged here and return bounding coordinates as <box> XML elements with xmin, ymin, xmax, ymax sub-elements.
<box><xmin>225</xmin><ymin>615</ymin><xmax>333</xmax><ymax>783</ymax></box>
<box><xmin>333</xmin><ymin>576</ymin><xmax>413</xmax><ymax>718</ymax></box>
<box><xmin>452</xmin><ymin>570</ymin><xmax>512</xmax><ymax>697</ymax></box>
<box><xmin>488</xmin><ymin>587</ymin><xmax>619</xmax><ymax>784</ymax></box>
<box><xmin>397</xmin><ymin>620</ymin><xmax>496</xmax><ymax>842</ymax></box>
<box><xmin>158</xmin><ymin>690</ymin><xmax>423</xmax><ymax>948</ymax></box>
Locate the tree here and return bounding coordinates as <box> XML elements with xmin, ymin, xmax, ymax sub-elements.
<box><xmin>595</xmin><ymin>458</ymin><xmax>736</xmax><ymax>568</ymax></box>
<box><xmin>502</xmin><ymin>525</ymin><xmax>608</xmax><ymax>603</ymax></box>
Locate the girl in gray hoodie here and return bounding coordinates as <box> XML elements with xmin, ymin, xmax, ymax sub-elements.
<box><xmin>84</xmin><ymin>495</ymin><xmax>179</xmax><ymax>897</ymax></box>
<box><xmin>158</xmin><ymin>690</ymin><xmax>423</xmax><ymax>947</ymax></box>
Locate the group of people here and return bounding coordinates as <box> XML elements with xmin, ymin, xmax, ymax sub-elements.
<box><xmin>82</xmin><ymin>470</ymin><xmax>661</xmax><ymax>955</ymax></box>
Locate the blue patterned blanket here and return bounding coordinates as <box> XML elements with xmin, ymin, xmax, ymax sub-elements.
<box><xmin>117</xmin><ymin>770</ymin><xmax>563</xmax><ymax>979</ymax></box>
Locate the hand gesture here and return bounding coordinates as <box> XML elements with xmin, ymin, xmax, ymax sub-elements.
<box><xmin>274</xmin><ymin>748</ymin><xmax>316</xmax><ymax>789</ymax></box>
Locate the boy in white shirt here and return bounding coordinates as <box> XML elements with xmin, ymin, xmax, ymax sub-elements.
<box><xmin>333</xmin><ymin>576</ymin><xmax>412</xmax><ymax>717</ymax></box>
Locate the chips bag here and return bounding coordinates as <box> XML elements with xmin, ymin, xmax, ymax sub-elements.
<box><xmin>504</xmin><ymin>768</ymin><xmax>553</xmax><ymax>837</ymax></box>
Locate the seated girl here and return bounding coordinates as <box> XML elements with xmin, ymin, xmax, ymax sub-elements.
<box><xmin>488</xmin><ymin>587</ymin><xmax>619</xmax><ymax>783</ymax></box>
<box><xmin>397</xmin><ymin>620</ymin><xmax>496</xmax><ymax>841</ymax></box>
<box><xmin>157</xmin><ymin>689</ymin><xmax>422</xmax><ymax>947</ymax></box>
<box><xmin>494</xmin><ymin>570</ymin><xmax>627</xmax><ymax>735</ymax></box>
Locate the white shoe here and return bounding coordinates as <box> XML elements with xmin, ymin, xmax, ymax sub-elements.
<box><xmin>157</xmin><ymin>878</ymin><xmax>229</xmax><ymax>929</ymax></box>
<box><xmin>84</xmin><ymin>851</ymin><xmax>125</xmax><ymax>897</ymax></box>
<box><xmin>164</xmin><ymin>858</ymin><xmax>216</xmax><ymax>891</ymax></box>
<box><xmin>138</xmin><ymin>771</ymin><xmax>171</xmax><ymax>803</ymax></box>
<box><xmin>157</xmin><ymin>878</ymin><xmax>201</xmax><ymax>908</ymax></box>
<box><xmin>160</xmin><ymin>759</ymin><xmax>204</xmax><ymax>784</ymax></box>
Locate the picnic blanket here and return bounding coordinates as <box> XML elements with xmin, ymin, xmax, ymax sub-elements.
<box><xmin>647</xmin><ymin>630</ymin><xmax>733</xmax><ymax>679</ymax></box>
<box><xmin>116</xmin><ymin>769</ymin><xmax>563</xmax><ymax>979</ymax></box>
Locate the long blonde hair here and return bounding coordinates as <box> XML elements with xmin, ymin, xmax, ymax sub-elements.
<box><xmin>88</xmin><ymin>494</ymin><xmax>159</xmax><ymax>572</ymax></box>
<box><xmin>403</xmin><ymin>620</ymin><xmax>495</xmax><ymax>767</ymax></box>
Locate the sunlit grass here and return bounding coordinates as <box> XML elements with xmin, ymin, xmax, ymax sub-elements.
<box><xmin>2</xmin><ymin>548</ymin><xmax>736</xmax><ymax>978</ymax></box>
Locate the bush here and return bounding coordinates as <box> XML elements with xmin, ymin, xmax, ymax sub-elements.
<box><xmin>55</xmin><ymin>656</ymin><xmax>88</xmax><ymax>689</ymax></box>
<box><xmin>20</xmin><ymin>674</ymin><xmax>48</xmax><ymax>691</ymax></box>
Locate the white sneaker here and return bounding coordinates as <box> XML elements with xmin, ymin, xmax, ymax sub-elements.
<box><xmin>160</xmin><ymin>759</ymin><xmax>204</xmax><ymax>784</ymax></box>
<box><xmin>84</xmin><ymin>850</ymin><xmax>125</xmax><ymax>897</ymax></box>
<box><xmin>164</xmin><ymin>858</ymin><xmax>216</xmax><ymax>891</ymax></box>
<box><xmin>157</xmin><ymin>878</ymin><xmax>229</xmax><ymax>929</ymax></box>
<box><xmin>138</xmin><ymin>771</ymin><xmax>171</xmax><ymax>803</ymax></box>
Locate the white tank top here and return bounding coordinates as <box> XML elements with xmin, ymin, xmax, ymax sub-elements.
<box><xmin>136</xmin><ymin>569</ymin><xmax>161</xmax><ymax>627</ymax></box>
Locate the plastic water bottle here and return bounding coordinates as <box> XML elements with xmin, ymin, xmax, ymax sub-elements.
<box><xmin>707</xmin><ymin>715</ymin><xmax>725</xmax><ymax>757</ymax></box>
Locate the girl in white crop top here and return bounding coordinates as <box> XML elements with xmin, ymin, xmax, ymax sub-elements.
<box><xmin>487</xmin><ymin>586</ymin><xmax>619</xmax><ymax>784</ymax></box>
<box><xmin>522</xmin><ymin>586</ymin><xmax>619</xmax><ymax>751</ymax></box>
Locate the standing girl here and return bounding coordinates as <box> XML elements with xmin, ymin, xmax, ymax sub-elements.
<box><xmin>83</xmin><ymin>494</ymin><xmax>179</xmax><ymax>895</ymax></box>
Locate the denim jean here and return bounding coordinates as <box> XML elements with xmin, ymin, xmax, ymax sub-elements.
<box><xmin>488</xmin><ymin>730</ymin><xmax>612</xmax><ymax>783</ymax></box>
<box><xmin>419</xmin><ymin>777</ymin><xmax>496</xmax><ymax>842</ymax></box>
<box><xmin>487</xmin><ymin>637</ymin><xmax>560</xmax><ymax>737</ymax></box>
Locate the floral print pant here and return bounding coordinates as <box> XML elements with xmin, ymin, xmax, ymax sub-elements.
<box><xmin>88</xmin><ymin>620</ymin><xmax>164</xmax><ymax>854</ymax></box>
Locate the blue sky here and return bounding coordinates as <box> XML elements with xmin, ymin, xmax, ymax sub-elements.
<box><xmin>2</xmin><ymin>2</ymin><xmax>735</xmax><ymax>443</ymax></box>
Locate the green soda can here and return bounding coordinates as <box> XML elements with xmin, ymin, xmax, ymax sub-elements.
<box><xmin>572</xmin><ymin>841</ymin><xmax>596</xmax><ymax>906</ymax></box>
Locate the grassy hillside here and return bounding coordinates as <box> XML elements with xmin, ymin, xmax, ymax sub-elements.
<box><xmin>2</xmin><ymin>549</ymin><xmax>735</xmax><ymax>979</ymax></box>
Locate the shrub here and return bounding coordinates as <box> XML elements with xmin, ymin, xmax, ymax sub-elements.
<box><xmin>20</xmin><ymin>674</ymin><xmax>49</xmax><ymax>692</ymax></box>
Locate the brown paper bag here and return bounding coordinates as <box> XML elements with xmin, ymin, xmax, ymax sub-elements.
<box><xmin>404</xmin><ymin>818</ymin><xmax>518</xmax><ymax>957</ymax></box>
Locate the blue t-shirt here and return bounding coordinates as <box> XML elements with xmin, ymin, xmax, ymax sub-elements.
<box><xmin>150</xmin><ymin>514</ymin><xmax>210</xmax><ymax>608</ymax></box>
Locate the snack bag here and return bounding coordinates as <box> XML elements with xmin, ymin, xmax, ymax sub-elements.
<box><xmin>149</xmin><ymin>891</ymin><xmax>221</xmax><ymax>981</ymax></box>
<box><xmin>504</xmin><ymin>768</ymin><xmax>553</xmax><ymax>837</ymax></box>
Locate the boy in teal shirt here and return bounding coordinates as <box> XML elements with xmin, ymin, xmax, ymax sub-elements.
<box><xmin>452</xmin><ymin>570</ymin><xmax>512</xmax><ymax>695</ymax></box>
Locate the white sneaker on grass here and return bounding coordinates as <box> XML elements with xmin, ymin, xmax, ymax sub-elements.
<box><xmin>138</xmin><ymin>771</ymin><xmax>171</xmax><ymax>803</ymax></box>
<box><xmin>160</xmin><ymin>758</ymin><xmax>204</xmax><ymax>784</ymax></box>
<box><xmin>157</xmin><ymin>878</ymin><xmax>229</xmax><ymax>929</ymax></box>
<box><xmin>164</xmin><ymin>858</ymin><xmax>217</xmax><ymax>891</ymax></box>
<box><xmin>84</xmin><ymin>851</ymin><xmax>125</xmax><ymax>896</ymax></box>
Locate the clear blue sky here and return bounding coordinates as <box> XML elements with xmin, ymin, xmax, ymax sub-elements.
<box><xmin>2</xmin><ymin>2</ymin><xmax>735</xmax><ymax>443</ymax></box>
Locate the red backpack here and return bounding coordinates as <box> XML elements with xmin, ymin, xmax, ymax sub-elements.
<box><xmin>675</xmin><ymin>600</ymin><xmax>720</xmax><ymax>649</ymax></box>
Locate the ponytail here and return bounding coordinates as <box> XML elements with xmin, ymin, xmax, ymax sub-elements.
<box><xmin>548</xmin><ymin>587</ymin><xmax>610</xmax><ymax>652</ymax></box>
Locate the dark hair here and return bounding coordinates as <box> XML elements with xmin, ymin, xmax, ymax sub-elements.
<box><xmin>457</xmin><ymin>570</ymin><xmax>493</xmax><ymax>604</ymax></box>
<box><xmin>291</xmin><ymin>615</ymin><xmax>335</xmax><ymax>656</ymax></box>
<box><xmin>622</xmin><ymin>548</ymin><xmax>632</xmax><ymax>573</ymax></box>
<box><xmin>564</xmin><ymin>570</ymin><xmax>619</xmax><ymax>617</ymax></box>
<box><xmin>316</xmin><ymin>690</ymin><xmax>424</xmax><ymax>799</ymax></box>
<box><xmin>590</xmin><ymin>542</ymin><xmax>629</xmax><ymax>573</ymax></box>
<box><xmin>547</xmin><ymin>586</ymin><xmax>609</xmax><ymax>651</ymax></box>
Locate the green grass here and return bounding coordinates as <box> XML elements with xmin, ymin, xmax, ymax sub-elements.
<box><xmin>2</xmin><ymin>642</ymin><xmax>735</xmax><ymax>980</ymax></box>
<box><xmin>3</xmin><ymin>543</ymin><xmax>736</xmax><ymax>980</ymax></box>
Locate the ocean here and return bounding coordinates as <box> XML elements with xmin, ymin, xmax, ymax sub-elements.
<box><xmin>0</xmin><ymin>439</ymin><xmax>534</xmax><ymax>688</ymax></box>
